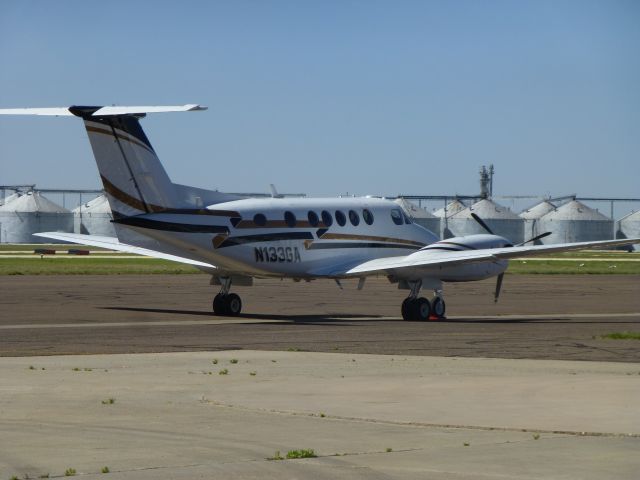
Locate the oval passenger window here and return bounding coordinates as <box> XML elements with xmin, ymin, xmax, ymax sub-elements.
<box><xmin>362</xmin><ymin>209</ymin><xmax>374</xmax><ymax>225</ymax></box>
<box><xmin>253</xmin><ymin>213</ymin><xmax>266</xmax><ymax>227</ymax></box>
<box><xmin>308</xmin><ymin>211</ymin><xmax>319</xmax><ymax>227</ymax></box>
<box><xmin>348</xmin><ymin>210</ymin><xmax>360</xmax><ymax>226</ymax></box>
<box><xmin>321</xmin><ymin>210</ymin><xmax>333</xmax><ymax>227</ymax></box>
<box><xmin>284</xmin><ymin>211</ymin><xmax>297</xmax><ymax>228</ymax></box>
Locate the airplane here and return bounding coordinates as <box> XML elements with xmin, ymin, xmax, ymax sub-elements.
<box><xmin>1</xmin><ymin>105</ymin><xmax>638</xmax><ymax>321</ymax></box>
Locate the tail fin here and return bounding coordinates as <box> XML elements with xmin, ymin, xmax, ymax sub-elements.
<box><xmin>71</xmin><ymin>106</ymin><xmax>203</xmax><ymax>217</ymax></box>
<box><xmin>0</xmin><ymin>104</ymin><xmax>207</xmax><ymax>217</ymax></box>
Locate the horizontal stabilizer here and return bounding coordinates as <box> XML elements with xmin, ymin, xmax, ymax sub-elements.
<box><xmin>0</xmin><ymin>105</ymin><xmax>207</xmax><ymax>117</ymax></box>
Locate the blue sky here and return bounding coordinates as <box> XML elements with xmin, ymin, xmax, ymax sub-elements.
<box><xmin>1</xmin><ymin>1</ymin><xmax>638</xmax><ymax>212</ymax></box>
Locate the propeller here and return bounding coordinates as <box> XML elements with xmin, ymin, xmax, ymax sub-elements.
<box><xmin>516</xmin><ymin>231</ymin><xmax>552</xmax><ymax>246</ymax></box>
<box><xmin>470</xmin><ymin>212</ymin><xmax>494</xmax><ymax>235</ymax></box>
<box><xmin>470</xmin><ymin>213</ymin><xmax>552</xmax><ymax>303</ymax></box>
<box><xmin>494</xmin><ymin>272</ymin><xmax>504</xmax><ymax>303</ymax></box>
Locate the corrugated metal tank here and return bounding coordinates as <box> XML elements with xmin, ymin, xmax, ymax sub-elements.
<box><xmin>0</xmin><ymin>192</ymin><xmax>73</xmax><ymax>243</ymax></box>
<box><xmin>538</xmin><ymin>200</ymin><xmax>613</xmax><ymax>244</ymax></box>
<box><xmin>433</xmin><ymin>199</ymin><xmax>467</xmax><ymax>239</ymax></box>
<box><xmin>0</xmin><ymin>192</ymin><xmax>21</xmax><ymax>207</ymax></box>
<box><xmin>394</xmin><ymin>198</ymin><xmax>440</xmax><ymax>237</ymax></box>
<box><xmin>432</xmin><ymin>199</ymin><xmax>467</xmax><ymax>218</ymax></box>
<box><xmin>616</xmin><ymin>210</ymin><xmax>640</xmax><ymax>252</ymax></box>
<box><xmin>519</xmin><ymin>201</ymin><xmax>555</xmax><ymax>244</ymax></box>
<box><xmin>73</xmin><ymin>194</ymin><xmax>115</xmax><ymax>236</ymax></box>
<box><xmin>448</xmin><ymin>199</ymin><xmax>524</xmax><ymax>243</ymax></box>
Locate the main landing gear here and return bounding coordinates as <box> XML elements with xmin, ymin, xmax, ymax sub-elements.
<box><xmin>212</xmin><ymin>277</ymin><xmax>242</xmax><ymax>316</ymax></box>
<box><xmin>401</xmin><ymin>280</ymin><xmax>446</xmax><ymax>321</ymax></box>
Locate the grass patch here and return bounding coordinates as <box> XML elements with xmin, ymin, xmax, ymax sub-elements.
<box><xmin>229</xmin><ymin>358</ymin><xmax>238</xmax><ymax>364</ymax></box>
<box><xmin>218</xmin><ymin>369</ymin><xmax>229</xmax><ymax>375</ymax></box>
<box><xmin>249</xmin><ymin>371</ymin><xmax>257</xmax><ymax>376</ymax></box>
<box><xmin>101</xmin><ymin>398</ymin><xmax>116</xmax><ymax>405</ymax></box>
<box><xmin>267</xmin><ymin>451</ymin><xmax>284</xmax><ymax>461</ymax></box>
<box><xmin>508</xmin><ymin>259</ymin><xmax>640</xmax><ymax>275</ymax></box>
<box><xmin>101</xmin><ymin>466</ymin><xmax>110</xmax><ymax>474</ymax></box>
<box><xmin>601</xmin><ymin>332</ymin><xmax>640</xmax><ymax>340</ymax></box>
<box><xmin>286</xmin><ymin>449</ymin><xmax>317</xmax><ymax>459</ymax></box>
<box><xmin>211</xmin><ymin>359</ymin><xmax>218</xmax><ymax>365</ymax></box>
<box><xmin>64</xmin><ymin>468</ymin><xmax>77</xmax><ymax>476</ymax></box>
<box><xmin>0</xmin><ymin>257</ymin><xmax>201</xmax><ymax>275</ymax></box>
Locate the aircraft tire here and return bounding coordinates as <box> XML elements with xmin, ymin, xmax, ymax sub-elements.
<box><xmin>226</xmin><ymin>293</ymin><xmax>242</xmax><ymax>316</ymax></box>
<box><xmin>415</xmin><ymin>297</ymin><xmax>431</xmax><ymax>321</ymax></box>
<box><xmin>212</xmin><ymin>294</ymin><xmax>228</xmax><ymax>315</ymax></box>
<box><xmin>432</xmin><ymin>297</ymin><xmax>446</xmax><ymax>318</ymax></box>
<box><xmin>401</xmin><ymin>298</ymin><xmax>414</xmax><ymax>321</ymax></box>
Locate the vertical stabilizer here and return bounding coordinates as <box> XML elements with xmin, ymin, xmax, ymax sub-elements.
<box><xmin>73</xmin><ymin>108</ymin><xmax>178</xmax><ymax>217</ymax></box>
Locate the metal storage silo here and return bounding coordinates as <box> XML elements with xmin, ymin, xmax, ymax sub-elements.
<box><xmin>394</xmin><ymin>198</ymin><xmax>440</xmax><ymax>237</ymax></box>
<box><xmin>0</xmin><ymin>192</ymin><xmax>73</xmax><ymax>243</ymax></box>
<box><xmin>520</xmin><ymin>201</ymin><xmax>555</xmax><ymax>244</ymax></box>
<box><xmin>617</xmin><ymin>210</ymin><xmax>640</xmax><ymax>252</ymax></box>
<box><xmin>0</xmin><ymin>192</ymin><xmax>21</xmax><ymax>207</ymax></box>
<box><xmin>448</xmin><ymin>199</ymin><xmax>524</xmax><ymax>243</ymax></box>
<box><xmin>433</xmin><ymin>199</ymin><xmax>467</xmax><ymax>239</ymax></box>
<box><xmin>538</xmin><ymin>200</ymin><xmax>613</xmax><ymax>244</ymax></box>
<box><xmin>73</xmin><ymin>194</ymin><xmax>115</xmax><ymax>236</ymax></box>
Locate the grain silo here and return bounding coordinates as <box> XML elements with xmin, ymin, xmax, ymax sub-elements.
<box><xmin>519</xmin><ymin>200</ymin><xmax>556</xmax><ymax>244</ymax></box>
<box><xmin>447</xmin><ymin>198</ymin><xmax>524</xmax><ymax>243</ymax></box>
<box><xmin>538</xmin><ymin>200</ymin><xmax>613</xmax><ymax>244</ymax></box>
<box><xmin>394</xmin><ymin>198</ymin><xmax>440</xmax><ymax>237</ymax></box>
<box><xmin>0</xmin><ymin>191</ymin><xmax>73</xmax><ymax>243</ymax></box>
<box><xmin>433</xmin><ymin>199</ymin><xmax>467</xmax><ymax>239</ymax></box>
<box><xmin>73</xmin><ymin>194</ymin><xmax>115</xmax><ymax>237</ymax></box>
<box><xmin>0</xmin><ymin>192</ymin><xmax>21</xmax><ymax>207</ymax></box>
<box><xmin>617</xmin><ymin>210</ymin><xmax>640</xmax><ymax>252</ymax></box>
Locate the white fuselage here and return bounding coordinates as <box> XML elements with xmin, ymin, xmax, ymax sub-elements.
<box><xmin>116</xmin><ymin>196</ymin><xmax>510</xmax><ymax>282</ymax></box>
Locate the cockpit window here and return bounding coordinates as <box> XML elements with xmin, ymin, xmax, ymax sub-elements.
<box><xmin>307</xmin><ymin>211</ymin><xmax>319</xmax><ymax>227</ymax></box>
<box><xmin>402</xmin><ymin>211</ymin><xmax>412</xmax><ymax>224</ymax></box>
<box><xmin>253</xmin><ymin>213</ymin><xmax>266</xmax><ymax>227</ymax></box>
<box><xmin>284</xmin><ymin>211</ymin><xmax>296</xmax><ymax>228</ymax></box>
<box><xmin>321</xmin><ymin>210</ymin><xmax>333</xmax><ymax>227</ymax></box>
<box><xmin>390</xmin><ymin>209</ymin><xmax>403</xmax><ymax>226</ymax></box>
<box><xmin>335</xmin><ymin>210</ymin><xmax>346</xmax><ymax>226</ymax></box>
<box><xmin>362</xmin><ymin>209</ymin><xmax>374</xmax><ymax>225</ymax></box>
<box><xmin>348</xmin><ymin>210</ymin><xmax>360</xmax><ymax>226</ymax></box>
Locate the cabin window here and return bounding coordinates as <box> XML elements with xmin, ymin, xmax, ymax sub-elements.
<box><xmin>390</xmin><ymin>209</ymin><xmax>403</xmax><ymax>226</ymax></box>
<box><xmin>253</xmin><ymin>213</ymin><xmax>266</xmax><ymax>227</ymax></box>
<box><xmin>335</xmin><ymin>210</ymin><xmax>347</xmax><ymax>226</ymax></box>
<box><xmin>307</xmin><ymin>211</ymin><xmax>319</xmax><ymax>227</ymax></box>
<box><xmin>284</xmin><ymin>211</ymin><xmax>297</xmax><ymax>228</ymax></box>
<box><xmin>321</xmin><ymin>210</ymin><xmax>333</xmax><ymax>227</ymax></box>
<box><xmin>348</xmin><ymin>210</ymin><xmax>360</xmax><ymax>226</ymax></box>
<box><xmin>363</xmin><ymin>208</ymin><xmax>374</xmax><ymax>225</ymax></box>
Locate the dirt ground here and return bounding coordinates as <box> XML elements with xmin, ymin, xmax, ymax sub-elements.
<box><xmin>1</xmin><ymin>274</ymin><xmax>639</xmax><ymax>361</ymax></box>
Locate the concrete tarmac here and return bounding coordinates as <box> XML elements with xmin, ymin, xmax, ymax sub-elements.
<box><xmin>1</xmin><ymin>350</ymin><xmax>639</xmax><ymax>480</ymax></box>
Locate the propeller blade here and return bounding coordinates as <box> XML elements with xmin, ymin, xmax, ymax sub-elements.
<box><xmin>517</xmin><ymin>231</ymin><xmax>552</xmax><ymax>247</ymax></box>
<box><xmin>494</xmin><ymin>272</ymin><xmax>504</xmax><ymax>303</ymax></box>
<box><xmin>471</xmin><ymin>212</ymin><xmax>494</xmax><ymax>235</ymax></box>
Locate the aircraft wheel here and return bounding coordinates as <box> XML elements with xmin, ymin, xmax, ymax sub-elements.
<box><xmin>432</xmin><ymin>297</ymin><xmax>446</xmax><ymax>319</ymax></box>
<box><xmin>212</xmin><ymin>294</ymin><xmax>228</xmax><ymax>315</ymax></box>
<box><xmin>401</xmin><ymin>298</ymin><xmax>414</xmax><ymax>321</ymax></box>
<box><xmin>225</xmin><ymin>293</ymin><xmax>242</xmax><ymax>316</ymax></box>
<box><xmin>415</xmin><ymin>297</ymin><xmax>431</xmax><ymax>321</ymax></box>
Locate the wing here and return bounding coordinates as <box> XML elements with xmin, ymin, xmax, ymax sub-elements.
<box><xmin>33</xmin><ymin>232</ymin><xmax>216</xmax><ymax>271</ymax></box>
<box><xmin>346</xmin><ymin>237</ymin><xmax>640</xmax><ymax>276</ymax></box>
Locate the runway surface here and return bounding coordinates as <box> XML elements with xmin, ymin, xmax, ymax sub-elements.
<box><xmin>1</xmin><ymin>274</ymin><xmax>639</xmax><ymax>361</ymax></box>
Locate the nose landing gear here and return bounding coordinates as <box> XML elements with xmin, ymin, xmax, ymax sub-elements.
<box><xmin>401</xmin><ymin>280</ymin><xmax>446</xmax><ymax>321</ymax></box>
<box><xmin>212</xmin><ymin>277</ymin><xmax>242</xmax><ymax>316</ymax></box>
